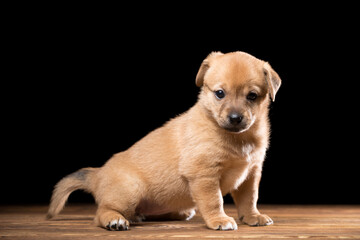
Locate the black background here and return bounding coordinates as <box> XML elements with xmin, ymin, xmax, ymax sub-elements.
<box><xmin>2</xmin><ymin>6</ymin><xmax>359</xmax><ymax>205</ymax></box>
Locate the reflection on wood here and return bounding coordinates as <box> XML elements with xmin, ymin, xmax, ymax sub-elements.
<box><xmin>0</xmin><ymin>204</ymin><xmax>359</xmax><ymax>239</ymax></box>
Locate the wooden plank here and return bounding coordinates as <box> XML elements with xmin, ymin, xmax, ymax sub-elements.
<box><xmin>0</xmin><ymin>204</ymin><xmax>359</xmax><ymax>239</ymax></box>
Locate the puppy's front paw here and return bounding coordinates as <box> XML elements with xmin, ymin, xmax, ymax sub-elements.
<box><xmin>206</xmin><ymin>216</ymin><xmax>238</xmax><ymax>230</ymax></box>
<box><xmin>241</xmin><ymin>214</ymin><xmax>273</xmax><ymax>226</ymax></box>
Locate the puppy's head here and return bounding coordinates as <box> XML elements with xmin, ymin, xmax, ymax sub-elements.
<box><xmin>196</xmin><ymin>51</ymin><xmax>281</xmax><ymax>133</ymax></box>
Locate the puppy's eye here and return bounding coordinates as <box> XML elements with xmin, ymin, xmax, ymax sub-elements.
<box><xmin>214</xmin><ymin>90</ymin><xmax>225</xmax><ymax>99</ymax></box>
<box><xmin>247</xmin><ymin>92</ymin><xmax>258</xmax><ymax>101</ymax></box>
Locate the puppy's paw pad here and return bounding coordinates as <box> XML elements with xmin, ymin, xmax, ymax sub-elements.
<box><xmin>241</xmin><ymin>214</ymin><xmax>273</xmax><ymax>226</ymax></box>
<box><xmin>106</xmin><ymin>218</ymin><xmax>130</xmax><ymax>231</ymax></box>
<box><xmin>207</xmin><ymin>216</ymin><xmax>238</xmax><ymax>231</ymax></box>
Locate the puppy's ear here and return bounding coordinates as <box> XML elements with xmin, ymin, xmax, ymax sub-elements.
<box><xmin>195</xmin><ymin>60</ymin><xmax>209</xmax><ymax>87</ymax></box>
<box><xmin>195</xmin><ymin>51</ymin><xmax>223</xmax><ymax>87</ymax></box>
<box><xmin>263</xmin><ymin>62</ymin><xmax>282</xmax><ymax>101</ymax></box>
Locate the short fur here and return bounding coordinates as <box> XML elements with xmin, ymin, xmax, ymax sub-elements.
<box><xmin>47</xmin><ymin>51</ymin><xmax>281</xmax><ymax>231</ymax></box>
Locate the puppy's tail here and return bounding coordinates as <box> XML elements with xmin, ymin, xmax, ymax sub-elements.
<box><xmin>46</xmin><ymin>167</ymin><xmax>98</xmax><ymax>219</ymax></box>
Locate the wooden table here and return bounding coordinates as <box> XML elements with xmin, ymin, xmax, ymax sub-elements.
<box><xmin>1</xmin><ymin>204</ymin><xmax>359</xmax><ymax>239</ymax></box>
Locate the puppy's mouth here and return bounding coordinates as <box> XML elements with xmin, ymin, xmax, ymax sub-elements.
<box><xmin>224</xmin><ymin>126</ymin><xmax>243</xmax><ymax>133</ymax></box>
<box><xmin>224</xmin><ymin>126</ymin><xmax>249</xmax><ymax>134</ymax></box>
<box><xmin>221</xmin><ymin>117</ymin><xmax>255</xmax><ymax>134</ymax></box>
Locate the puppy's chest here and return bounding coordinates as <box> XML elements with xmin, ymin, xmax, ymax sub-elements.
<box><xmin>222</xmin><ymin>141</ymin><xmax>257</xmax><ymax>162</ymax></box>
<box><xmin>219</xmin><ymin>143</ymin><xmax>261</xmax><ymax>194</ymax></box>
<box><xmin>219</xmin><ymin>163</ymin><xmax>246</xmax><ymax>193</ymax></box>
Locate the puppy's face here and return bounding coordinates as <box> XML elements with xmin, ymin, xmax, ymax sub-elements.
<box><xmin>196</xmin><ymin>52</ymin><xmax>281</xmax><ymax>133</ymax></box>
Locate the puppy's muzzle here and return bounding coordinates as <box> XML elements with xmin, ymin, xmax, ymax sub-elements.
<box><xmin>225</xmin><ymin>113</ymin><xmax>244</xmax><ymax>132</ymax></box>
<box><xmin>229</xmin><ymin>113</ymin><xmax>243</xmax><ymax>126</ymax></box>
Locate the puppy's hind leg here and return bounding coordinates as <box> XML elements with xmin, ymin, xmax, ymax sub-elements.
<box><xmin>95</xmin><ymin>206</ymin><xmax>130</xmax><ymax>231</ymax></box>
<box><xmin>95</xmin><ymin>191</ymin><xmax>141</xmax><ymax>231</ymax></box>
<box><xmin>94</xmin><ymin>171</ymin><xmax>144</xmax><ymax>231</ymax></box>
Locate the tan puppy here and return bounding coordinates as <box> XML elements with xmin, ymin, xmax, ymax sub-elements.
<box><xmin>47</xmin><ymin>51</ymin><xmax>281</xmax><ymax>231</ymax></box>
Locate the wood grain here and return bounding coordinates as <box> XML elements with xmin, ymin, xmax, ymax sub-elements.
<box><xmin>0</xmin><ymin>204</ymin><xmax>359</xmax><ymax>239</ymax></box>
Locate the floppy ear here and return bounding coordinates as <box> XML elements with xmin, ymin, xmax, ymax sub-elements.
<box><xmin>195</xmin><ymin>60</ymin><xmax>209</xmax><ymax>87</ymax></box>
<box><xmin>263</xmin><ymin>62</ymin><xmax>282</xmax><ymax>101</ymax></box>
<box><xmin>195</xmin><ymin>51</ymin><xmax>223</xmax><ymax>87</ymax></box>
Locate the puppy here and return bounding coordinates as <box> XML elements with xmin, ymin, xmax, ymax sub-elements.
<box><xmin>47</xmin><ymin>51</ymin><xmax>281</xmax><ymax>231</ymax></box>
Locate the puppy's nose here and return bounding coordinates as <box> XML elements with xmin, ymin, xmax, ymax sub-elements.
<box><xmin>229</xmin><ymin>113</ymin><xmax>243</xmax><ymax>125</ymax></box>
